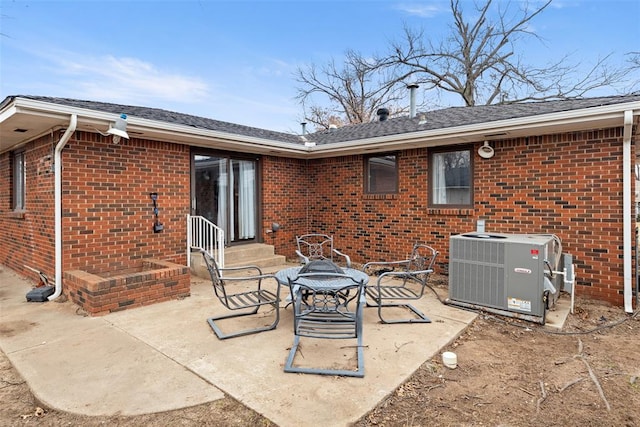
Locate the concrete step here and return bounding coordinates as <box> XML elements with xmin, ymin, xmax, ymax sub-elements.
<box><xmin>190</xmin><ymin>243</ymin><xmax>289</xmax><ymax>279</ymax></box>
<box><xmin>224</xmin><ymin>255</ymin><xmax>287</xmax><ymax>269</ymax></box>
<box><xmin>224</xmin><ymin>243</ymin><xmax>280</xmax><ymax>263</ymax></box>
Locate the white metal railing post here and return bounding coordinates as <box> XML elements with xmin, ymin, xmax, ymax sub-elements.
<box><xmin>187</xmin><ymin>215</ymin><xmax>225</xmax><ymax>268</ymax></box>
<box><xmin>217</xmin><ymin>226</ymin><xmax>225</xmax><ymax>267</ymax></box>
<box><xmin>186</xmin><ymin>214</ymin><xmax>192</xmax><ymax>267</ymax></box>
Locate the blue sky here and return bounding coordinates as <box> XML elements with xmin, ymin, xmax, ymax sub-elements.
<box><xmin>1</xmin><ymin>0</ymin><xmax>639</xmax><ymax>133</ymax></box>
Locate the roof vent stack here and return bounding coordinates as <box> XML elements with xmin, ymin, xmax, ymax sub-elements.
<box><xmin>407</xmin><ymin>83</ymin><xmax>419</xmax><ymax>118</ymax></box>
<box><xmin>377</xmin><ymin>108</ymin><xmax>389</xmax><ymax>122</ymax></box>
<box><xmin>301</xmin><ymin>122</ymin><xmax>307</xmax><ymax>135</ymax></box>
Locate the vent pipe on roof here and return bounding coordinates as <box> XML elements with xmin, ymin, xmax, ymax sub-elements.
<box><xmin>377</xmin><ymin>108</ymin><xmax>389</xmax><ymax>122</ymax></box>
<box><xmin>407</xmin><ymin>83</ymin><xmax>419</xmax><ymax>118</ymax></box>
<box><xmin>301</xmin><ymin>122</ymin><xmax>307</xmax><ymax>135</ymax></box>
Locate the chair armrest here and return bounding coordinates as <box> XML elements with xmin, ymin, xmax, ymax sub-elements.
<box><xmin>332</xmin><ymin>249</ymin><xmax>351</xmax><ymax>268</ymax></box>
<box><xmin>295</xmin><ymin>250</ymin><xmax>310</xmax><ymax>265</ymax></box>
<box><xmin>220</xmin><ymin>273</ymin><xmax>278</xmax><ymax>282</ymax></box>
<box><xmin>375</xmin><ymin>268</ymin><xmax>434</xmax><ymax>283</ymax></box>
<box><xmin>219</xmin><ymin>273</ymin><xmax>281</xmax><ymax>296</ymax></box>
<box><xmin>362</xmin><ymin>259</ymin><xmax>411</xmax><ymax>272</ymax></box>
<box><xmin>219</xmin><ymin>264</ymin><xmax>263</xmax><ymax>276</ymax></box>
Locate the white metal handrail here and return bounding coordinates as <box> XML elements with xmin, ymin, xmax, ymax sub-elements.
<box><xmin>187</xmin><ymin>214</ymin><xmax>225</xmax><ymax>268</ymax></box>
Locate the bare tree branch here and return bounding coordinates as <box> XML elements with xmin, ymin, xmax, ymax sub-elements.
<box><xmin>294</xmin><ymin>49</ymin><xmax>417</xmax><ymax>130</ymax></box>
<box><xmin>623</xmin><ymin>52</ymin><xmax>640</xmax><ymax>94</ymax></box>
<box><xmin>382</xmin><ymin>0</ymin><xmax>632</xmax><ymax>106</ymax></box>
<box><xmin>295</xmin><ymin>0</ymin><xmax>634</xmax><ymax>128</ymax></box>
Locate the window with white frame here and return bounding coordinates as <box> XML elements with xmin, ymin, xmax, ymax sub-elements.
<box><xmin>430</xmin><ymin>147</ymin><xmax>472</xmax><ymax>206</ymax></box>
<box><xmin>12</xmin><ymin>150</ymin><xmax>25</xmax><ymax>210</ymax></box>
<box><xmin>365</xmin><ymin>153</ymin><xmax>398</xmax><ymax>194</ymax></box>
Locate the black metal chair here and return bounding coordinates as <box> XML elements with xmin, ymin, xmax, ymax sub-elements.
<box><xmin>295</xmin><ymin>233</ymin><xmax>351</xmax><ymax>268</ymax></box>
<box><xmin>201</xmin><ymin>250</ymin><xmax>281</xmax><ymax>339</ymax></box>
<box><xmin>362</xmin><ymin>243</ymin><xmax>438</xmax><ymax>324</ymax></box>
<box><xmin>284</xmin><ymin>272</ymin><xmax>365</xmax><ymax>377</ymax></box>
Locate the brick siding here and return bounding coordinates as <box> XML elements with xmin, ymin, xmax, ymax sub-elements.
<box><xmin>0</xmin><ymin>134</ymin><xmax>56</xmax><ymax>279</ymax></box>
<box><xmin>2</xmin><ymin>126</ymin><xmax>635</xmax><ymax>309</ymax></box>
<box><xmin>0</xmin><ymin>131</ymin><xmax>191</xmax><ymax>312</ymax></box>
<box><xmin>262</xmin><ymin>128</ymin><xmax>635</xmax><ymax>306</ymax></box>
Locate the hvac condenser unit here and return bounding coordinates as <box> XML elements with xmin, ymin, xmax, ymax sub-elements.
<box><xmin>447</xmin><ymin>232</ymin><xmax>574</xmax><ymax>324</ymax></box>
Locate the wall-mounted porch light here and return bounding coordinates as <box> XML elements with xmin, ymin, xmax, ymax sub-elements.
<box><xmin>106</xmin><ymin>114</ymin><xmax>129</xmax><ymax>144</ymax></box>
<box><xmin>478</xmin><ymin>141</ymin><xmax>495</xmax><ymax>159</ymax></box>
<box><xmin>96</xmin><ymin>113</ymin><xmax>129</xmax><ymax>144</ymax></box>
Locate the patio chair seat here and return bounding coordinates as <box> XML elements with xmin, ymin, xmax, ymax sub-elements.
<box><xmin>363</xmin><ymin>243</ymin><xmax>438</xmax><ymax>324</ymax></box>
<box><xmin>220</xmin><ymin>289</ymin><xmax>279</xmax><ymax>310</ymax></box>
<box><xmin>366</xmin><ymin>283</ymin><xmax>423</xmax><ymax>300</ymax></box>
<box><xmin>201</xmin><ymin>250</ymin><xmax>281</xmax><ymax>340</ymax></box>
<box><xmin>284</xmin><ymin>272</ymin><xmax>365</xmax><ymax>377</ymax></box>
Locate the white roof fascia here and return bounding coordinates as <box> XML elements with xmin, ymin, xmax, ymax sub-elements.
<box><xmin>128</xmin><ymin>116</ymin><xmax>308</xmax><ymax>154</ymax></box>
<box><xmin>0</xmin><ymin>104</ymin><xmax>17</xmax><ymax>122</ymax></box>
<box><xmin>5</xmin><ymin>97</ymin><xmax>640</xmax><ymax>158</ymax></box>
<box><xmin>6</xmin><ymin>97</ymin><xmax>310</xmax><ymax>156</ymax></box>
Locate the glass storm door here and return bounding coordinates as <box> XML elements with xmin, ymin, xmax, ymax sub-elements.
<box><xmin>193</xmin><ymin>155</ymin><xmax>257</xmax><ymax>244</ymax></box>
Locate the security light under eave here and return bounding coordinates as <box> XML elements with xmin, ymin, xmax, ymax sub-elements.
<box><xmin>106</xmin><ymin>114</ymin><xmax>129</xmax><ymax>144</ymax></box>
<box><xmin>478</xmin><ymin>141</ymin><xmax>495</xmax><ymax>159</ymax></box>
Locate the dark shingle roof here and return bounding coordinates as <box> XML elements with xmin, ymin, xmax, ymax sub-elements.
<box><xmin>19</xmin><ymin>96</ymin><xmax>304</xmax><ymax>144</ymax></box>
<box><xmin>16</xmin><ymin>94</ymin><xmax>640</xmax><ymax>147</ymax></box>
<box><xmin>306</xmin><ymin>95</ymin><xmax>640</xmax><ymax>145</ymax></box>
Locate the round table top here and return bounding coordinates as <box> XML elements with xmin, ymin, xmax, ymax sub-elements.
<box><xmin>275</xmin><ymin>266</ymin><xmax>369</xmax><ymax>290</ymax></box>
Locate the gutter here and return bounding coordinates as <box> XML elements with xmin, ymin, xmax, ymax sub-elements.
<box><xmin>9</xmin><ymin>97</ymin><xmax>640</xmax><ymax>160</ymax></box>
<box><xmin>48</xmin><ymin>114</ymin><xmax>77</xmax><ymax>301</ymax></box>
<box><xmin>6</xmin><ymin>97</ymin><xmax>309</xmax><ymax>157</ymax></box>
<box><xmin>623</xmin><ymin>110</ymin><xmax>633</xmax><ymax>313</ymax></box>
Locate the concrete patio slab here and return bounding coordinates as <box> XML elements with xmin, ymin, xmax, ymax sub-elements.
<box><xmin>0</xmin><ymin>266</ymin><xmax>477</xmax><ymax>426</ymax></box>
<box><xmin>0</xmin><ymin>268</ymin><xmax>224</xmax><ymax>416</ymax></box>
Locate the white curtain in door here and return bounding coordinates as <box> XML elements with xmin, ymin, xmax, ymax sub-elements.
<box><xmin>216</xmin><ymin>158</ymin><xmax>228</xmax><ymax>238</ymax></box>
<box><xmin>237</xmin><ymin>161</ymin><xmax>256</xmax><ymax>239</ymax></box>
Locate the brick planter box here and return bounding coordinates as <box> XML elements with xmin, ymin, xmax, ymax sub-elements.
<box><xmin>64</xmin><ymin>259</ymin><xmax>190</xmax><ymax>315</ymax></box>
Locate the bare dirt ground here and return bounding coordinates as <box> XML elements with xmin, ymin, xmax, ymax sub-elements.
<box><xmin>1</xmin><ymin>275</ymin><xmax>638</xmax><ymax>427</ymax></box>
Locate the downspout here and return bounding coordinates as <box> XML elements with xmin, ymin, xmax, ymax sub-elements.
<box><xmin>48</xmin><ymin>114</ymin><xmax>77</xmax><ymax>301</ymax></box>
<box><xmin>622</xmin><ymin>110</ymin><xmax>633</xmax><ymax>313</ymax></box>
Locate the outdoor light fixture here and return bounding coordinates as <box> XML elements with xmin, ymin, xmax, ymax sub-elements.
<box><xmin>106</xmin><ymin>113</ymin><xmax>129</xmax><ymax>144</ymax></box>
<box><xmin>478</xmin><ymin>141</ymin><xmax>495</xmax><ymax>159</ymax></box>
<box><xmin>96</xmin><ymin>113</ymin><xmax>129</xmax><ymax>144</ymax></box>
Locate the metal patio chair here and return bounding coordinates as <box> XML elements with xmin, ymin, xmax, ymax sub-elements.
<box><xmin>201</xmin><ymin>250</ymin><xmax>281</xmax><ymax>339</ymax></box>
<box><xmin>284</xmin><ymin>272</ymin><xmax>366</xmax><ymax>377</ymax></box>
<box><xmin>295</xmin><ymin>233</ymin><xmax>352</xmax><ymax>268</ymax></box>
<box><xmin>362</xmin><ymin>243</ymin><xmax>438</xmax><ymax>324</ymax></box>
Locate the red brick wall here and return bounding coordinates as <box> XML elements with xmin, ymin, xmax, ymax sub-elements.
<box><xmin>0</xmin><ymin>131</ymin><xmax>191</xmax><ymax>307</ymax></box>
<box><xmin>0</xmin><ymin>134</ymin><xmax>56</xmax><ymax>282</ymax></box>
<box><xmin>261</xmin><ymin>156</ymin><xmax>310</xmax><ymax>258</ymax></box>
<box><xmin>2</xmin><ymin>126</ymin><xmax>635</xmax><ymax>308</ymax></box>
<box><xmin>472</xmin><ymin>129</ymin><xmax>633</xmax><ymax>304</ymax></box>
<box><xmin>62</xmin><ymin>131</ymin><xmax>190</xmax><ymax>272</ymax></box>
<box><xmin>299</xmin><ymin>128</ymin><xmax>634</xmax><ymax>306</ymax></box>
